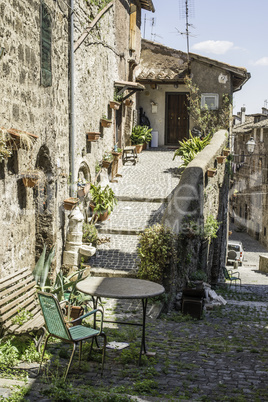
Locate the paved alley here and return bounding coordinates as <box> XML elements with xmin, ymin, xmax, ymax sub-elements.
<box><xmin>90</xmin><ymin>148</ymin><xmax>181</xmax><ymax>276</ymax></box>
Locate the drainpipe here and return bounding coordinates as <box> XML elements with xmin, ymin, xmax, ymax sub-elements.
<box><xmin>70</xmin><ymin>0</ymin><xmax>75</xmax><ymax>196</ymax></box>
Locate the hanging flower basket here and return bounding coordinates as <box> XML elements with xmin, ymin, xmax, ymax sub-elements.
<box><xmin>86</xmin><ymin>132</ymin><xmax>100</xmax><ymax>142</ymax></box>
<box><xmin>21</xmin><ymin>171</ymin><xmax>41</xmax><ymax>188</ymax></box>
<box><xmin>63</xmin><ymin>197</ymin><xmax>79</xmax><ymax>210</ymax></box>
<box><xmin>100</xmin><ymin>118</ymin><xmax>112</xmax><ymax>128</ymax></box>
<box><xmin>207</xmin><ymin>168</ymin><xmax>217</xmax><ymax>177</ymax></box>
<box><xmin>216</xmin><ymin>155</ymin><xmax>226</xmax><ymax>164</ymax></box>
<box><xmin>109</xmin><ymin>101</ymin><xmax>121</xmax><ymax>110</ymax></box>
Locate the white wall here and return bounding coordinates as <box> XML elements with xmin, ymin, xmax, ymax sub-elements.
<box><xmin>137</xmin><ymin>84</ymin><xmax>188</xmax><ymax>146</ymax></box>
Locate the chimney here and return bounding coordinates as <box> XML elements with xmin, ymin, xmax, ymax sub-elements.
<box><xmin>241</xmin><ymin>107</ymin><xmax>246</xmax><ymax>124</ymax></box>
<box><xmin>262</xmin><ymin>107</ymin><xmax>268</xmax><ymax>116</ymax></box>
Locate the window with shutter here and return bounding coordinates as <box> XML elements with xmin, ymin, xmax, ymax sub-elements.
<box><xmin>41</xmin><ymin>2</ymin><xmax>52</xmax><ymax>87</ymax></box>
<box><xmin>129</xmin><ymin>4</ymin><xmax>137</xmax><ymax>51</ymax></box>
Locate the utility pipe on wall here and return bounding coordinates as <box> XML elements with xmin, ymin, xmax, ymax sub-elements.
<box><xmin>70</xmin><ymin>0</ymin><xmax>75</xmax><ymax>196</ymax></box>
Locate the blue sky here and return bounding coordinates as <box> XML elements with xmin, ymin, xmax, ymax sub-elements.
<box><xmin>142</xmin><ymin>0</ymin><xmax>268</xmax><ymax>115</ymax></box>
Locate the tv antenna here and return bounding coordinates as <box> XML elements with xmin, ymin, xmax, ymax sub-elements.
<box><xmin>178</xmin><ymin>0</ymin><xmax>195</xmax><ymax>61</ymax></box>
<box><xmin>264</xmin><ymin>99</ymin><xmax>268</xmax><ymax>109</ymax></box>
<box><xmin>143</xmin><ymin>14</ymin><xmax>156</xmax><ymax>39</ymax></box>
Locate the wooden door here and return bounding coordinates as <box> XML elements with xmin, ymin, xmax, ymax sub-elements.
<box><xmin>166</xmin><ymin>93</ymin><xmax>189</xmax><ymax>145</ymax></box>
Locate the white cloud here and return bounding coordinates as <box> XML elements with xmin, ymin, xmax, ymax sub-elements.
<box><xmin>254</xmin><ymin>57</ymin><xmax>268</xmax><ymax>66</ymax></box>
<box><xmin>192</xmin><ymin>40</ymin><xmax>234</xmax><ymax>55</ymax></box>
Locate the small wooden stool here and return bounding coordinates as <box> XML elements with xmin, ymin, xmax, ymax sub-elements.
<box><xmin>123</xmin><ymin>146</ymin><xmax>138</xmax><ymax>165</ymax></box>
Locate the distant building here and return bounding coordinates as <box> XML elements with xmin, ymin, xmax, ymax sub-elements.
<box><xmin>231</xmin><ymin>109</ymin><xmax>268</xmax><ymax>248</ymax></box>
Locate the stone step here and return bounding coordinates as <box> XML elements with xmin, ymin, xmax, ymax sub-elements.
<box><xmin>95</xmin><ymin>200</ymin><xmax>166</xmax><ymax>235</ymax></box>
<box><xmin>88</xmin><ymin>233</ymin><xmax>140</xmax><ymax>277</ymax></box>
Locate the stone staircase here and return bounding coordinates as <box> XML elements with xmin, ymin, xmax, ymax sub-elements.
<box><xmin>89</xmin><ymin>148</ymin><xmax>181</xmax><ymax>277</ymax></box>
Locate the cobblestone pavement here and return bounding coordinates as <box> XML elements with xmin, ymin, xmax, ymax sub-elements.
<box><xmin>2</xmin><ymin>149</ymin><xmax>268</xmax><ymax>401</ymax></box>
<box><xmin>90</xmin><ymin>148</ymin><xmax>181</xmax><ymax>276</ymax></box>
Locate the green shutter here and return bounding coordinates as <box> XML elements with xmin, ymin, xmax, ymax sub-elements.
<box><xmin>41</xmin><ymin>3</ymin><xmax>52</xmax><ymax>87</ymax></box>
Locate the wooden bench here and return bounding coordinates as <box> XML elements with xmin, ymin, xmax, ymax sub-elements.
<box><xmin>0</xmin><ymin>267</ymin><xmax>46</xmax><ymax>352</ymax></box>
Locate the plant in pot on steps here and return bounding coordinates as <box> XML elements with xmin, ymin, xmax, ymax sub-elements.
<box><xmin>89</xmin><ymin>183</ymin><xmax>117</xmax><ymax>222</ymax></box>
<box><xmin>130</xmin><ymin>125</ymin><xmax>152</xmax><ymax>153</ymax></box>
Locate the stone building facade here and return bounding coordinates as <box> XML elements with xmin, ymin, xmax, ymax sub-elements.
<box><xmin>136</xmin><ymin>39</ymin><xmax>250</xmax><ymax>146</ymax></box>
<box><xmin>231</xmin><ymin>116</ymin><xmax>268</xmax><ymax>249</ymax></box>
<box><xmin>0</xmin><ymin>0</ymin><xmax>154</xmax><ymax>276</ymax></box>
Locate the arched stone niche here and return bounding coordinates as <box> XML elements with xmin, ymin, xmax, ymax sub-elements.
<box><xmin>77</xmin><ymin>161</ymin><xmax>91</xmax><ymax>184</ymax></box>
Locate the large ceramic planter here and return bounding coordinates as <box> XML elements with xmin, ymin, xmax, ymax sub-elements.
<box><xmin>109</xmin><ymin>101</ymin><xmax>121</xmax><ymax>110</ymax></box>
<box><xmin>86</xmin><ymin>132</ymin><xmax>100</xmax><ymax>142</ymax></box>
<box><xmin>100</xmin><ymin>118</ymin><xmax>112</xmax><ymax>128</ymax></box>
<box><xmin>64</xmin><ymin>197</ymin><xmax>79</xmax><ymax>210</ymax></box>
<box><xmin>65</xmin><ymin>305</ymin><xmax>84</xmax><ymax>326</ymax></box>
<box><xmin>135</xmin><ymin>144</ymin><xmax>143</xmax><ymax>154</ymax></box>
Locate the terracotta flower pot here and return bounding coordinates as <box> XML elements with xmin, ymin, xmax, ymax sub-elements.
<box><xmin>216</xmin><ymin>155</ymin><xmax>226</xmax><ymax>164</ymax></box>
<box><xmin>109</xmin><ymin>101</ymin><xmax>121</xmax><ymax>110</ymax></box>
<box><xmin>124</xmin><ymin>99</ymin><xmax>133</xmax><ymax>107</ymax></box>
<box><xmin>86</xmin><ymin>132</ymin><xmax>100</xmax><ymax>141</ymax></box>
<box><xmin>207</xmin><ymin>168</ymin><xmax>217</xmax><ymax>177</ymax></box>
<box><xmin>64</xmin><ymin>197</ymin><xmax>79</xmax><ymax>210</ymax></box>
<box><xmin>135</xmin><ymin>144</ymin><xmax>143</xmax><ymax>154</ymax></box>
<box><xmin>102</xmin><ymin>160</ymin><xmax>113</xmax><ymax>168</ymax></box>
<box><xmin>223</xmin><ymin>149</ymin><xmax>230</xmax><ymax>156</ymax></box>
<box><xmin>90</xmin><ymin>202</ymin><xmax>110</xmax><ymax>222</ymax></box>
<box><xmin>100</xmin><ymin>118</ymin><xmax>112</xmax><ymax>128</ymax></box>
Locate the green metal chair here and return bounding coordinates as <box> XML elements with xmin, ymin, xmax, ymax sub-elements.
<box><xmin>37</xmin><ymin>291</ymin><xmax>106</xmax><ymax>381</ymax></box>
<box><xmin>223</xmin><ymin>267</ymin><xmax>241</xmax><ymax>287</ymax></box>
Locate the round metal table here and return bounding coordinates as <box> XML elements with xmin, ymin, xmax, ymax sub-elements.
<box><xmin>76</xmin><ymin>277</ymin><xmax>165</xmax><ymax>364</ymax></box>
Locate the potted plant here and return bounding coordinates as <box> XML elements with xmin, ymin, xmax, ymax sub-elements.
<box><xmin>86</xmin><ymin>132</ymin><xmax>101</xmax><ymax>142</ymax></box>
<box><xmin>102</xmin><ymin>151</ymin><xmax>113</xmax><ymax>168</ymax></box>
<box><xmin>216</xmin><ymin>155</ymin><xmax>226</xmax><ymax>164</ymax></box>
<box><xmin>112</xmin><ymin>147</ymin><xmax>123</xmax><ymax>160</ymax></box>
<box><xmin>223</xmin><ymin>148</ymin><xmax>230</xmax><ymax>156</ymax></box>
<box><xmin>130</xmin><ymin>125</ymin><xmax>152</xmax><ymax>153</ymax></box>
<box><xmin>110</xmin><ymin>91</ymin><xmax>123</xmax><ymax>110</ymax></box>
<box><xmin>63</xmin><ymin>197</ymin><xmax>79</xmax><ymax>210</ymax></box>
<box><xmin>207</xmin><ymin>168</ymin><xmax>217</xmax><ymax>177</ymax></box>
<box><xmin>100</xmin><ymin>115</ymin><xmax>112</xmax><ymax>128</ymax></box>
<box><xmin>89</xmin><ymin>183</ymin><xmax>117</xmax><ymax>222</ymax></box>
<box><xmin>21</xmin><ymin>170</ymin><xmax>42</xmax><ymax>188</ymax></box>
<box><xmin>124</xmin><ymin>98</ymin><xmax>133</xmax><ymax>107</ymax></box>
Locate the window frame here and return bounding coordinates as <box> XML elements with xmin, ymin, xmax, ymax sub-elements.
<box><xmin>201</xmin><ymin>93</ymin><xmax>219</xmax><ymax>111</ymax></box>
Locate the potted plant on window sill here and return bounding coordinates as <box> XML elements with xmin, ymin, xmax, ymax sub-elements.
<box><xmin>100</xmin><ymin>116</ymin><xmax>112</xmax><ymax>128</ymax></box>
<box><xmin>89</xmin><ymin>183</ymin><xmax>117</xmax><ymax>222</ymax></box>
<box><xmin>86</xmin><ymin>132</ymin><xmax>101</xmax><ymax>142</ymax></box>
<box><xmin>109</xmin><ymin>100</ymin><xmax>121</xmax><ymax>110</ymax></box>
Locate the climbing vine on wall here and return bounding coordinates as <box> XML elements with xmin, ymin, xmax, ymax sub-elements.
<box><xmin>185</xmin><ymin>76</ymin><xmax>231</xmax><ymax>137</ymax></box>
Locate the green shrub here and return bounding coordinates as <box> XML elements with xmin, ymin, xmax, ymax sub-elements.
<box><xmin>82</xmin><ymin>222</ymin><xmax>98</xmax><ymax>246</ymax></box>
<box><xmin>137</xmin><ymin>224</ymin><xmax>176</xmax><ymax>284</ymax></box>
<box><xmin>130</xmin><ymin>125</ymin><xmax>152</xmax><ymax>145</ymax></box>
<box><xmin>173</xmin><ymin>133</ymin><xmax>211</xmax><ymax>169</ymax></box>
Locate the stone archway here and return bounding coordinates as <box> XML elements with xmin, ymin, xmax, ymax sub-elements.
<box><xmin>77</xmin><ymin>161</ymin><xmax>91</xmax><ymax>184</ymax></box>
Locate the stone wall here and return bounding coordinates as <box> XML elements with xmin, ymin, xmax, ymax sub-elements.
<box><xmin>0</xmin><ymin>0</ymin><xmax>70</xmax><ymax>276</ymax></box>
<box><xmin>0</xmin><ymin>0</ymin><xmax>146</xmax><ymax>276</ymax></box>
<box><xmin>162</xmin><ymin>130</ymin><xmax>229</xmax><ymax>294</ymax></box>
